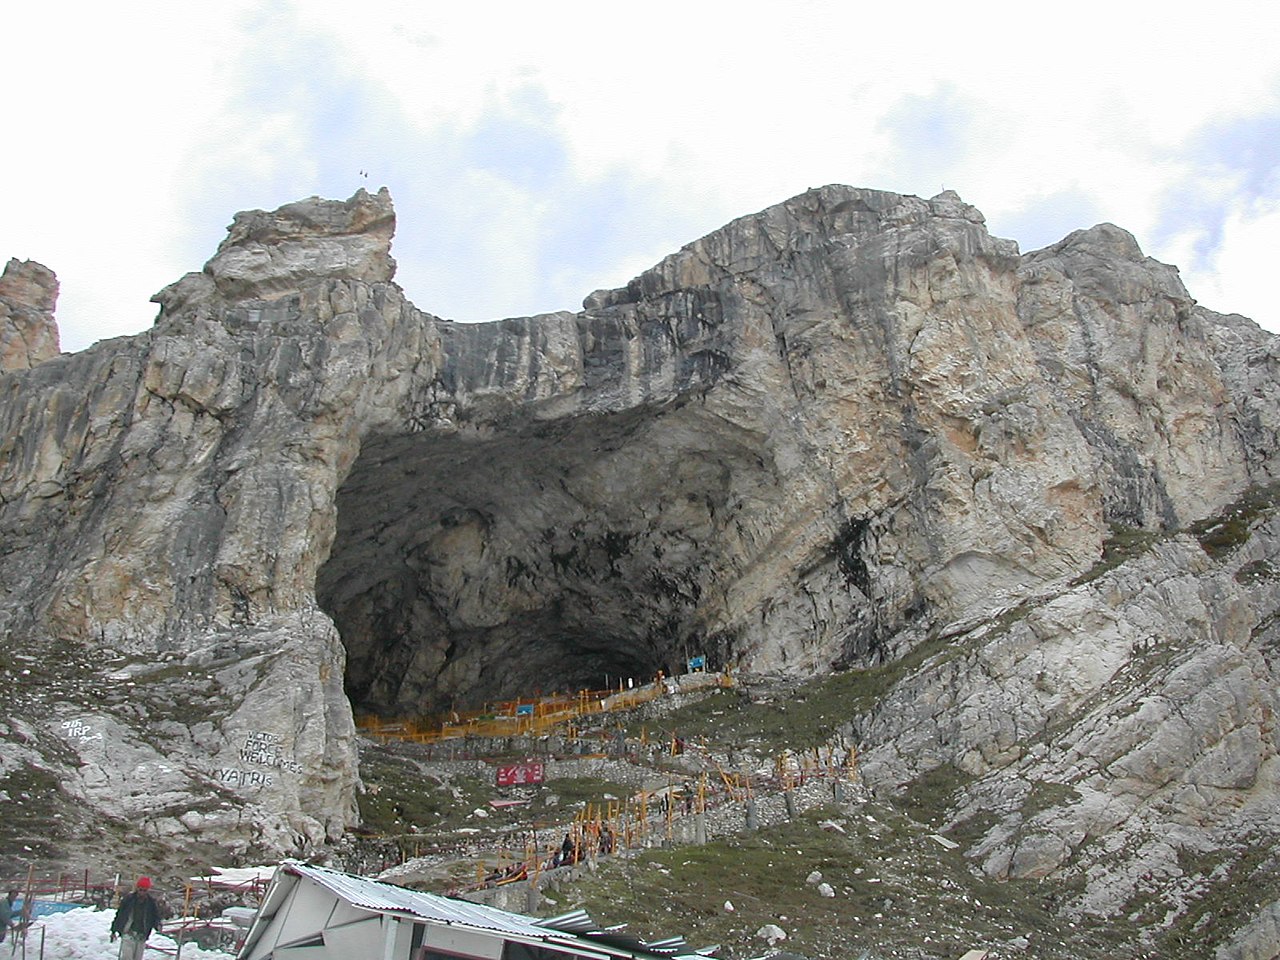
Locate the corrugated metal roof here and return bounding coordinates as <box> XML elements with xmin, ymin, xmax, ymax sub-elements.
<box><xmin>270</xmin><ymin>861</ymin><xmax>716</xmax><ymax>960</ymax></box>
<box><xmin>585</xmin><ymin>931</ymin><xmax>656</xmax><ymax>953</ymax></box>
<box><xmin>541</xmin><ymin>909</ymin><xmax>598</xmax><ymax>934</ymax></box>
<box><xmin>282</xmin><ymin>861</ymin><xmax>552</xmax><ymax>939</ymax></box>
<box><xmin>644</xmin><ymin>936</ymin><xmax>691</xmax><ymax>952</ymax></box>
<box><xmin>537</xmin><ymin>905</ymin><xmax>705</xmax><ymax>957</ymax></box>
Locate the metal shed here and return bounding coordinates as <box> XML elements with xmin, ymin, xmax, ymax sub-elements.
<box><xmin>236</xmin><ymin>860</ymin><xmax>716</xmax><ymax>960</ymax></box>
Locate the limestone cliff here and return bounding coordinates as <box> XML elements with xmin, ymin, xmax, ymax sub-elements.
<box><xmin>0</xmin><ymin>258</ymin><xmax>60</xmax><ymax>371</ymax></box>
<box><xmin>1</xmin><ymin>184</ymin><xmax>1278</xmax><ymax>950</ymax></box>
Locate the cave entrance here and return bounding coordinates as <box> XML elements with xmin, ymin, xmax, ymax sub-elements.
<box><xmin>316</xmin><ymin>404</ymin><xmax>748</xmax><ymax>719</ymax></box>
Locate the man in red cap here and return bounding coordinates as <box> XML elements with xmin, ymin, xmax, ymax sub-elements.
<box><xmin>110</xmin><ymin>877</ymin><xmax>163</xmax><ymax>960</ymax></box>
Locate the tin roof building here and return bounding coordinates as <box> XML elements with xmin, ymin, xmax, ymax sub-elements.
<box><xmin>236</xmin><ymin>860</ymin><xmax>719</xmax><ymax>960</ymax></box>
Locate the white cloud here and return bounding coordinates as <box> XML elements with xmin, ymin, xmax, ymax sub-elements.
<box><xmin>1</xmin><ymin>1</ymin><xmax>257</xmax><ymax>348</ymax></box>
<box><xmin>2</xmin><ymin>0</ymin><xmax>1278</xmax><ymax>352</ymax></box>
<box><xmin>1180</xmin><ymin>198</ymin><xmax>1279</xmax><ymax>326</ymax></box>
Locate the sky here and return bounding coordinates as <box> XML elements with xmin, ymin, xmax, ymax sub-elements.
<box><xmin>3</xmin><ymin>1</ymin><xmax>1278</xmax><ymax>354</ymax></box>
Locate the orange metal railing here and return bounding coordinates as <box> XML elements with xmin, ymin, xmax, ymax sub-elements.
<box><xmin>358</xmin><ymin>671</ymin><xmax>731</xmax><ymax>745</ymax></box>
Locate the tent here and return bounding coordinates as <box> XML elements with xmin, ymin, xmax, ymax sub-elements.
<box><xmin>236</xmin><ymin>860</ymin><xmax>717</xmax><ymax>960</ymax></box>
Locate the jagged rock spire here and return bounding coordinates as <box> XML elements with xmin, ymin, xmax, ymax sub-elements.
<box><xmin>0</xmin><ymin>257</ymin><xmax>60</xmax><ymax>371</ymax></box>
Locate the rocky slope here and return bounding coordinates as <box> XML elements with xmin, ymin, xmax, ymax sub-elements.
<box><xmin>2</xmin><ymin>183</ymin><xmax>1279</xmax><ymax>954</ymax></box>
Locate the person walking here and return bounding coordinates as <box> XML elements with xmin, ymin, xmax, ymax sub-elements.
<box><xmin>0</xmin><ymin>889</ymin><xmax>18</xmax><ymax>943</ymax></box>
<box><xmin>110</xmin><ymin>876</ymin><xmax>163</xmax><ymax>960</ymax></box>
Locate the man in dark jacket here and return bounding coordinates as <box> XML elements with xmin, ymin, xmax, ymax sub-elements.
<box><xmin>0</xmin><ymin>889</ymin><xmax>18</xmax><ymax>942</ymax></box>
<box><xmin>110</xmin><ymin>877</ymin><xmax>163</xmax><ymax>960</ymax></box>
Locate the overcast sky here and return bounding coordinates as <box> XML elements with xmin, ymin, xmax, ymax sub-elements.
<box><xmin>5</xmin><ymin>1</ymin><xmax>1278</xmax><ymax>354</ymax></box>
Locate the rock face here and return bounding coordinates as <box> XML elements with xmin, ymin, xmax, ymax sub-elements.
<box><xmin>0</xmin><ymin>258</ymin><xmax>60</xmax><ymax>371</ymax></box>
<box><xmin>1</xmin><ymin>183</ymin><xmax>1280</xmax><ymax>953</ymax></box>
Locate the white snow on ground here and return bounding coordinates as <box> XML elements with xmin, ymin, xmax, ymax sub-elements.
<box><xmin>17</xmin><ymin>906</ymin><xmax>236</xmax><ymax>960</ymax></box>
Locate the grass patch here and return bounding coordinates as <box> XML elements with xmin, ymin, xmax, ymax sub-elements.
<box><xmin>357</xmin><ymin>747</ymin><xmax>632</xmax><ymax>844</ymax></box>
<box><xmin>1189</xmin><ymin>482</ymin><xmax>1280</xmax><ymax>559</ymax></box>
<box><xmin>1071</xmin><ymin>523</ymin><xmax>1161</xmax><ymax>587</ymax></box>
<box><xmin>0</xmin><ymin>764</ymin><xmax>75</xmax><ymax>864</ymax></box>
<box><xmin>357</xmin><ymin>752</ymin><xmax>489</xmax><ymax>835</ymax></box>
<box><xmin>1235</xmin><ymin>558</ymin><xmax>1279</xmax><ymax>584</ymax></box>
<box><xmin>1021</xmin><ymin>780</ymin><xmax>1080</xmax><ymax>820</ymax></box>
<box><xmin>0</xmin><ymin>635</ymin><xmax>105</xmax><ymax>723</ymax></box>
<box><xmin>965</xmin><ymin>596</ymin><xmax>1041</xmax><ymax>644</ymax></box>
<box><xmin>541</xmin><ymin>776</ymin><xmax>631</xmax><ymax>811</ymax></box>
<box><xmin>944</xmin><ymin>807</ymin><xmax>1001</xmax><ymax>850</ymax></box>
<box><xmin>1067</xmin><ymin>484</ymin><xmax>1280</xmax><ymax>590</ymax></box>
<box><xmin>892</xmin><ymin>762</ymin><xmax>974</xmax><ymax>826</ymax></box>
<box><xmin>1156</xmin><ymin>842</ymin><xmax>1280</xmax><ymax>954</ymax></box>
<box><xmin>548</xmin><ymin>803</ymin><xmax>1095</xmax><ymax>959</ymax></box>
<box><xmin>631</xmin><ymin>636</ymin><xmax>964</xmax><ymax>754</ymax></box>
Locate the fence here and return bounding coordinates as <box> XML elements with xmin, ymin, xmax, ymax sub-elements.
<box><xmin>0</xmin><ymin>867</ymin><xmax>273</xmax><ymax>958</ymax></box>
<box><xmin>358</xmin><ymin>671</ymin><xmax>731</xmax><ymax>746</ymax></box>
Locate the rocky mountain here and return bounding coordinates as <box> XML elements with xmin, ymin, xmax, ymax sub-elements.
<box><xmin>0</xmin><ymin>258</ymin><xmax>61</xmax><ymax>372</ymax></box>
<box><xmin>2</xmin><ymin>184</ymin><xmax>1279</xmax><ymax>955</ymax></box>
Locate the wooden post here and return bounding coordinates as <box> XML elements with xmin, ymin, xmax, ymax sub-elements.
<box><xmin>175</xmin><ymin>882</ymin><xmax>193</xmax><ymax>959</ymax></box>
<box><xmin>696</xmin><ymin>776</ymin><xmax>708</xmax><ymax>845</ymax></box>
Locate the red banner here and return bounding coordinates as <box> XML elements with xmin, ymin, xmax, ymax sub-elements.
<box><xmin>496</xmin><ymin>762</ymin><xmax>545</xmax><ymax>786</ymax></box>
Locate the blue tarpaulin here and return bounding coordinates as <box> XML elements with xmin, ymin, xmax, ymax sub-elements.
<box><xmin>16</xmin><ymin>900</ymin><xmax>87</xmax><ymax>919</ymax></box>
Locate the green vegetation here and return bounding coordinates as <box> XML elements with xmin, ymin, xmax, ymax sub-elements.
<box><xmin>541</xmin><ymin>775</ymin><xmax>631</xmax><ymax>810</ymax></box>
<box><xmin>1189</xmin><ymin>482</ymin><xmax>1280</xmax><ymax>559</ymax></box>
<box><xmin>549</xmin><ymin>803</ymin><xmax>1114</xmax><ymax>959</ymax></box>
<box><xmin>0</xmin><ymin>764</ymin><xmax>74</xmax><ymax>862</ymax></box>
<box><xmin>633</xmin><ymin>637</ymin><xmax>961</xmax><ymax>753</ymax></box>
<box><xmin>1155</xmin><ymin>841</ymin><xmax>1280</xmax><ymax>954</ymax></box>
<box><xmin>969</xmin><ymin>597</ymin><xmax>1039</xmax><ymax>642</ymax></box>
<box><xmin>1020</xmin><ymin>780</ymin><xmax>1080</xmax><ymax>821</ymax></box>
<box><xmin>943</xmin><ymin>806</ymin><xmax>1001</xmax><ymax>851</ymax></box>
<box><xmin>891</xmin><ymin>762</ymin><xmax>974</xmax><ymax>826</ymax></box>
<box><xmin>357</xmin><ymin>754</ymin><xmax>490</xmax><ymax>835</ymax></box>
<box><xmin>357</xmin><ymin>750</ymin><xmax>631</xmax><ymax>839</ymax></box>
<box><xmin>133</xmin><ymin>678</ymin><xmax>233</xmax><ymax>729</ymax></box>
<box><xmin>1071</xmin><ymin>523</ymin><xmax>1161</xmax><ymax>587</ymax></box>
<box><xmin>1067</xmin><ymin>482</ymin><xmax>1280</xmax><ymax>591</ymax></box>
<box><xmin>1235</xmin><ymin>558</ymin><xmax>1279</xmax><ymax>584</ymax></box>
<box><xmin>0</xmin><ymin>635</ymin><xmax>104</xmax><ymax>724</ymax></box>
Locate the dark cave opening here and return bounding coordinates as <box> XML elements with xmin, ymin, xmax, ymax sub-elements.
<box><xmin>315</xmin><ymin>404</ymin><xmax>756</xmax><ymax>719</ymax></box>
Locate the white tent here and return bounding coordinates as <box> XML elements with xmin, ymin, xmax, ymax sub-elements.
<box><xmin>236</xmin><ymin>861</ymin><xmax>715</xmax><ymax>960</ymax></box>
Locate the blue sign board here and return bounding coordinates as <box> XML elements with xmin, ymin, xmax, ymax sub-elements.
<box><xmin>687</xmin><ymin>655</ymin><xmax>706</xmax><ymax>671</ymax></box>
